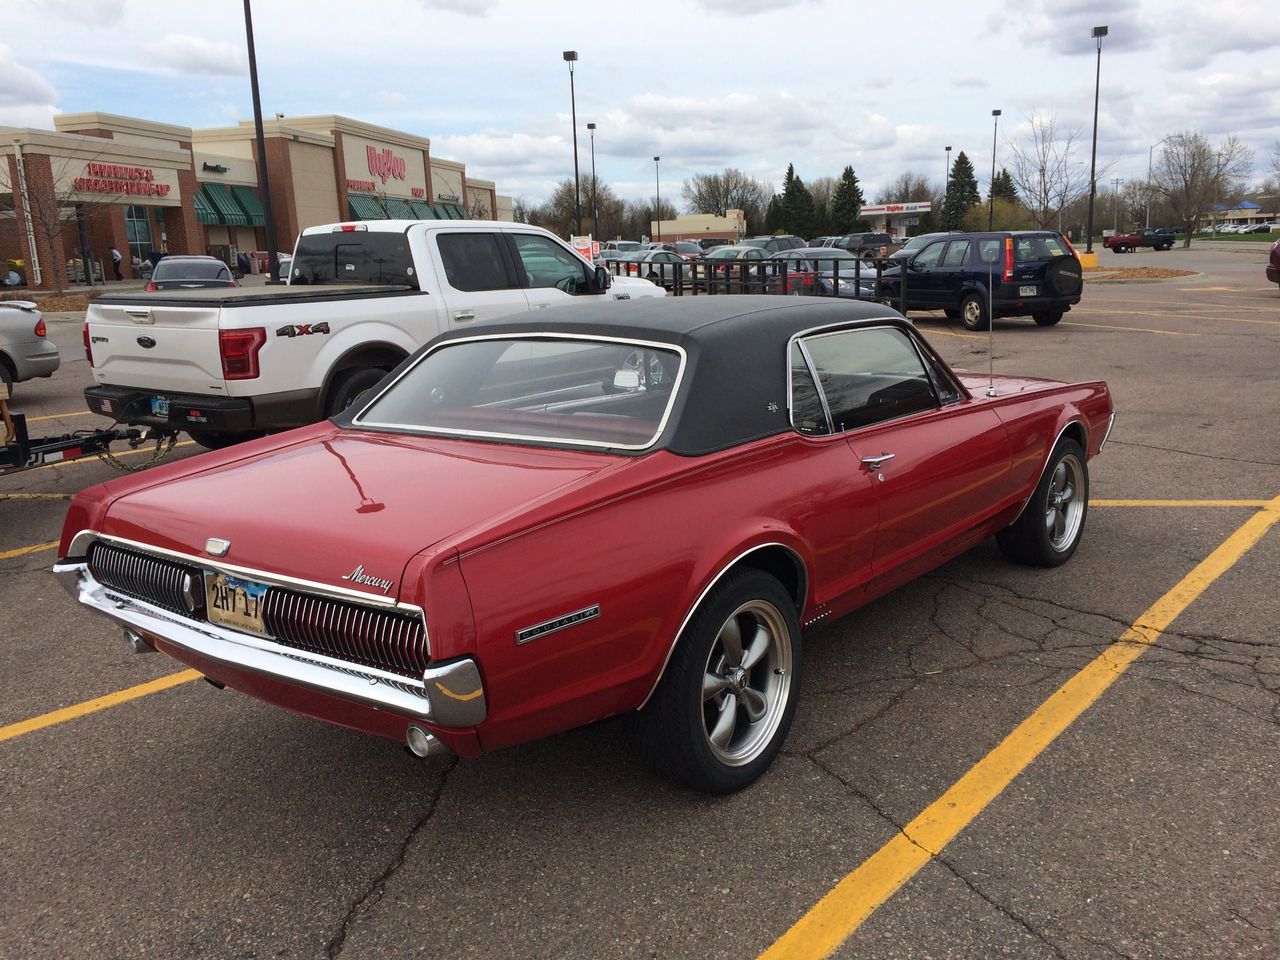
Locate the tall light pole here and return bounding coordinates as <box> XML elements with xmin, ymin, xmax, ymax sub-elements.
<box><xmin>653</xmin><ymin>156</ymin><xmax>662</xmax><ymax>242</ymax></box>
<box><xmin>1111</xmin><ymin>177</ymin><xmax>1122</xmax><ymax>232</ymax></box>
<box><xmin>945</xmin><ymin>145</ymin><xmax>952</xmax><ymax>192</ymax></box>
<box><xmin>1146</xmin><ymin>135</ymin><xmax>1170</xmax><ymax>228</ymax></box>
<box><xmin>988</xmin><ymin>110</ymin><xmax>1001</xmax><ymax>230</ymax></box>
<box><xmin>586</xmin><ymin>122</ymin><xmax>598</xmax><ymax>236</ymax></box>
<box><xmin>562</xmin><ymin>50</ymin><xmax>581</xmax><ymax>236</ymax></box>
<box><xmin>243</xmin><ymin>0</ymin><xmax>279</xmax><ymax>281</ymax></box>
<box><xmin>1085</xmin><ymin>24</ymin><xmax>1108</xmax><ymax>253</ymax></box>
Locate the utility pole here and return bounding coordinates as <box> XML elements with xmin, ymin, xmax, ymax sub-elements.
<box><xmin>243</xmin><ymin>0</ymin><xmax>280</xmax><ymax>281</ymax></box>
<box><xmin>1111</xmin><ymin>177</ymin><xmax>1122</xmax><ymax>231</ymax></box>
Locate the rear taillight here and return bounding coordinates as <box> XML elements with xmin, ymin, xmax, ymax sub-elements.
<box><xmin>1060</xmin><ymin>233</ymin><xmax>1078</xmax><ymax>257</ymax></box>
<box><xmin>219</xmin><ymin>327</ymin><xmax>266</xmax><ymax>380</ymax></box>
<box><xmin>1003</xmin><ymin>237</ymin><xmax>1015</xmax><ymax>282</ymax></box>
<box><xmin>34</xmin><ymin>317</ymin><xmax>47</xmax><ymax>338</ymax></box>
<box><xmin>83</xmin><ymin>322</ymin><xmax>93</xmax><ymax>366</ymax></box>
<box><xmin>145</xmin><ymin>281</ymin><xmax>157</xmax><ymax>292</ymax></box>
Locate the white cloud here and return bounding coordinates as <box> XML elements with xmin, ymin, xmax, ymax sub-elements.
<box><xmin>139</xmin><ymin>34</ymin><xmax>246</xmax><ymax>76</ymax></box>
<box><xmin>416</xmin><ymin>0</ymin><xmax>498</xmax><ymax>16</ymax></box>
<box><xmin>0</xmin><ymin>44</ymin><xmax>57</xmax><ymax>126</ymax></box>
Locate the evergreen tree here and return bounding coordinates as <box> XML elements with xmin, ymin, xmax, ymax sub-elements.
<box><xmin>782</xmin><ymin>173</ymin><xmax>818</xmax><ymax>237</ymax></box>
<box><xmin>764</xmin><ymin>194</ymin><xmax>785</xmax><ymax>234</ymax></box>
<box><xmin>941</xmin><ymin>150</ymin><xmax>981</xmax><ymax>230</ymax></box>
<box><xmin>829</xmin><ymin>165</ymin><xmax>865</xmax><ymax>234</ymax></box>
<box><xmin>781</xmin><ymin>163</ymin><xmax>796</xmax><ymax>196</ymax></box>
<box><xmin>990</xmin><ymin>167</ymin><xmax>1019</xmax><ymax>203</ymax></box>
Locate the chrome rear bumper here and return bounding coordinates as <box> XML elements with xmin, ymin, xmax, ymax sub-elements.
<box><xmin>53</xmin><ymin>559</ymin><xmax>486</xmax><ymax>727</ymax></box>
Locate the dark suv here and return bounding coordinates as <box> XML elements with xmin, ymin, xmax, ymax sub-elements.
<box><xmin>833</xmin><ymin>232</ymin><xmax>900</xmax><ymax>258</ymax></box>
<box><xmin>879</xmin><ymin>231</ymin><xmax>1083</xmax><ymax>329</ymax></box>
<box><xmin>739</xmin><ymin>235</ymin><xmax>805</xmax><ymax>253</ymax></box>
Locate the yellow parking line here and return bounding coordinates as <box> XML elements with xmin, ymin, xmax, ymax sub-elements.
<box><xmin>0</xmin><ymin>670</ymin><xmax>202</xmax><ymax>744</ymax></box>
<box><xmin>25</xmin><ymin>410</ymin><xmax>95</xmax><ymax>423</ymax></box>
<box><xmin>1060</xmin><ymin>321</ymin><xmax>1195</xmax><ymax>336</ymax></box>
<box><xmin>33</xmin><ymin>438</ymin><xmax>195</xmax><ymax>471</ymax></box>
<box><xmin>0</xmin><ymin>492</ymin><xmax>73</xmax><ymax>500</ymax></box>
<box><xmin>1093</xmin><ymin>499</ymin><xmax>1270</xmax><ymax>507</ymax></box>
<box><xmin>760</xmin><ymin>494</ymin><xmax>1280</xmax><ymax>960</ymax></box>
<box><xmin>0</xmin><ymin>540</ymin><xmax>59</xmax><ymax>561</ymax></box>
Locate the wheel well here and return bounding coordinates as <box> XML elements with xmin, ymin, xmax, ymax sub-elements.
<box><xmin>1060</xmin><ymin>419</ymin><xmax>1087</xmax><ymax>452</ymax></box>
<box><xmin>0</xmin><ymin>351</ymin><xmax>15</xmax><ymax>378</ymax></box>
<box><xmin>322</xmin><ymin>343</ymin><xmax>408</xmax><ymax>404</ymax></box>
<box><xmin>729</xmin><ymin>545</ymin><xmax>807</xmax><ymax>612</ymax></box>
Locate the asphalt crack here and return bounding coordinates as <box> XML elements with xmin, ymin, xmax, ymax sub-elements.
<box><xmin>326</xmin><ymin>756</ymin><xmax>457</xmax><ymax>959</ymax></box>
<box><xmin>1107</xmin><ymin>438</ymin><xmax>1280</xmax><ymax>467</ymax></box>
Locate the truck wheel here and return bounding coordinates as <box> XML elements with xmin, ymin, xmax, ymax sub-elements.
<box><xmin>1114</xmin><ymin>243</ymin><xmax>1128</xmax><ymax>253</ymax></box>
<box><xmin>959</xmin><ymin>293</ymin><xmax>990</xmax><ymax>331</ymax></box>
<box><xmin>325</xmin><ymin>367</ymin><xmax>386</xmax><ymax>418</ymax></box>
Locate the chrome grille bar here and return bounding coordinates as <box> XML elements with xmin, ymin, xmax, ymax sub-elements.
<box><xmin>88</xmin><ymin>543</ymin><xmax>196</xmax><ymax>615</ymax></box>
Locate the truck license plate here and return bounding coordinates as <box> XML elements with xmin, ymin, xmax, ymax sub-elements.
<box><xmin>1019</xmin><ymin>285</ymin><xmax>1038</xmax><ymax>296</ymax></box>
<box><xmin>204</xmin><ymin>571</ymin><xmax>271</xmax><ymax>637</ymax></box>
<box><xmin>149</xmin><ymin>395</ymin><xmax>170</xmax><ymax>417</ymax></box>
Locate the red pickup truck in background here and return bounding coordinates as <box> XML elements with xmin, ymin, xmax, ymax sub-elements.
<box><xmin>1104</xmin><ymin>228</ymin><xmax>1179</xmax><ymax>253</ymax></box>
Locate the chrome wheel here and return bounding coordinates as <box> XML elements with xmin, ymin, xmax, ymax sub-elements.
<box><xmin>700</xmin><ymin>599</ymin><xmax>793</xmax><ymax>767</ymax></box>
<box><xmin>1045</xmin><ymin>453</ymin><xmax>1085</xmax><ymax>551</ymax></box>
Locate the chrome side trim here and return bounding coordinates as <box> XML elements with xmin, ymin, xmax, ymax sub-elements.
<box><xmin>637</xmin><ymin>542</ymin><xmax>808</xmax><ymax>710</ymax></box>
<box><xmin>1007</xmin><ymin>419</ymin><xmax>1089</xmax><ymax>525</ymax></box>
<box><xmin>53</xmin><ymin>559</ymin><xmax>485</xmax><ymax>727</ymax></box>
<box><xmin>515</xmin><ymin>604</ymin><xmax>600</xmax><ymax>645</ymax></box>
<box><xmin>1099</xmin><ymin>411</ymin><xmax>1116</xmax><ymax>450</ymax></box>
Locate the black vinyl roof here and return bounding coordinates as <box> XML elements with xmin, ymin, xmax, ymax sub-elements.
<box><xmin>428</xmin><ymin>296</ymin><xmax>911</xmax><ymax>456</ymax></box>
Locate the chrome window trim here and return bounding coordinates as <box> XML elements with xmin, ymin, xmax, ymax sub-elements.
<box><xmin>350</xmin><ymin>332</ymin><xmax>688</xmax><ymax>452</ymax></box>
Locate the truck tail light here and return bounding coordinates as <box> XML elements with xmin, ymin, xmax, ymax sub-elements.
<box><xmin>1003</xmin><ymin>237</ymin><xmax>1015</xmax><ymax>282</ymax></box>
<box><xmin>83</xmin><ymin>322</ymin><xmax>94</xmax><ymax>366</ymax></box>
<box><xmin>34</xmin><ymin>317</ymin><xmax>47</xmax><ymax>338</ymax></box>
<box><xmin>219</xmin><ymin>327</ymin><xmax>266</xmax><ymax>380</ymax></box>
<box><xmin>145</xmin><ymin>281</ymin><xmax>158</xmax><ymax>292</ymax></box>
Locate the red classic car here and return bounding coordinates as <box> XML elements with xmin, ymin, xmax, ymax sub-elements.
<box><xmin>55</xmin><ymin>298</ymin><xmax>1114</xmax><ymax>793</ymax></box>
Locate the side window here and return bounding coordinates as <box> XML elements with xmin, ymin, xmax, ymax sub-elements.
<box><xmin>790</xmin><ymin>342</ymin><xmax>830</xmax><ymax>436</ymax></box>
<box><xmin>913</xmin><ymin>241</ymin><xmax>946</xmax><ymax>267</ymax></box>
<box><xmin>942</xmin><ymin>240</ymin><xmax>971</xmax><ymax>267</ymax></box>
<box><xmin>977</xmin><ymin>239</ymin><xmax>1002</xmax><ymax>263</ymax></box>
<box><xmin>512</xmin><ymin>234</ymin><xmax>592</xmax><ymax>294</ymax></box>
<box><xmin>747</xmin><ymin>249</ymin><xmax>764</xmax><ymax>260</ymax></box>
<box><xmin>800</xmin><ymin>327</ymin><xmax>939</xmax><ymax>432</ymax></box>
<box><xmin>437</xmin><ymin>233</ymin><xmax>511</xmax><ymax>292</ymax></box>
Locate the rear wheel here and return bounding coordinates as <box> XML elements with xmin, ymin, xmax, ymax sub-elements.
<box><xmin>997</xmin><ymin>437</ymin><xmax>1088</xmax><ymax>567</ymax></box>
<box><xmin>960</xmin><ymin>293</ymin><xmax>990</xmax><ymax>331</ymax></box>
<box><xmin>325</xmin><ymin>367</ymin><xmax>386</xmax><ymax>418</ymax></box>
<box><xmin>1114</xmin><ymin>243</ymin><xmax>1129</xmax><ymax>253</ymax></box>
<box><xmin>1033</xmin><ymin>308</ymin><xmax>1065</xmax><ymax>326</ymax></box>
<box><xmin>634</xmin><ymin>569</ymin><xmax>801</xmax><ymax>793</ymax></box>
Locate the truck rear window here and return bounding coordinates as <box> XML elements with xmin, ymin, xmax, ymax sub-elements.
<box><xmin>290</xmin><ymin>232</ymin><xmax>419</xmax><ymax>288</ymax></box>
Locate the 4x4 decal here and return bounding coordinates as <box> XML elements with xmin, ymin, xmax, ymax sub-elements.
<box><xmin>276</xmin><ymin>322</ymin><xmax>331</xmax><ymax>338</ymax></box>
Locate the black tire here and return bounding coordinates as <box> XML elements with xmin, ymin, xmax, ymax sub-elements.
<box><xmin>959</xmin><ymin>293</ymin><xmax>990</xmax><ymax>331</ymax></box>
<box><xmin>1033</xmin><ymin>309</ymin><xmax>1065</xmax><ymax>326</ymax></box>
<box><xmin>188</xmin><ymin>431</ymin><xmax>261</xmax><ymax>450</ymax></box>
<box><xmin>325</xmin><ymin>367</ymin><xmax>386</xmax><ymax>418</ymax></box>
<box><xmin>943</xmin><ymin>307</ymin><xmax>961</xmax><ymax>320</ymax></box>
<box><xmin>997</xmin><ymin>437</ymin><xmax>1089</xmax><ymax>567</ymax></box>
<box><xmin>634</xmin><ymin>569</ymin><xmax>802</xmax><ymax>794</ymax></box>
<box><xmin>0</xmin><ymin>362</ymin><xmax>14</xmax><ymax>401</ymax></box>
<box><xmin>1161</xmin><ymin>242</ymin><xmax>1173</xmax><ymax>251</ymax></box>
<box><xmin>1115</xmin><ymin>243</ymin><xmax>1129</xmax><ymax>254</ymax></box>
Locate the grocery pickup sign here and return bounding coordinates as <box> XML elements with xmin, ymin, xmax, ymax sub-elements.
<box><xmin>73</xmin><ymin>162</ymin><xmax>172</xmax><ymax>197</ymax></box>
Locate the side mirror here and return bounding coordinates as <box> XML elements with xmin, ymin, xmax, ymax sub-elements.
<box><xmin>594</xmin><ymin>265</ymin><xmax>612</xmax><ymax>291</ymax></box>
<box><xmin>612</xmin><ymin>369</ymin><xmax>641</xmax><ymax>391</ymax></box>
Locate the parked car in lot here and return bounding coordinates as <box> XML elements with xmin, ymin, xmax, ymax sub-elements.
<box><xmin>0</xmin><ymin>299</ymin><xmax>60</xmax><ymax>397</ymax></box>
<box><xmin>604</xmin><ymin>240</ymin><xmax>642</xmax><ymax>253</ymax></box>
<box><xmin>616</xmin><ymin>249</ymin><xmax>686</xmax><ymax>289</ymax></box>
<box><xmin>659</xmin><ymin>240</ymin><xmax>704</xmax><ymax>261</ymax></box>
<box><xmin>888</xmin><ymin>232</ymin><xmax>958</xmax><ymax>263</ymax></box>
<box><xmin>145</xmin><ymin>255</ymin><xmax>238</xmax><ymax>292</ymax></box>
<box><xmin>834</xmin><ymin>231</ymin><xmax>899</xmax><ymax>259</ymax></box>
<box><xmin>878</xmin><ymin>230</ymin><xmax>1083</xmax><ymax>329</ymax></box>
<box><xmin>55</xmin><ymin>297</ymin><xmax>1114</xmax><ymax>793</ymax></box>
<box><xmin>739</xmin><ymin>235</ymin><xmax>805</xmax><ymax>253</ymax></box>
<box><xmin>1266</xmin><ymin>238</ymin><xmax>1279</xmax><ymax>289</ymax></box>
<box><xmin>767</xmin><ymin>248</ymin><xmax>878</xmax><ymax>298</ymax></box>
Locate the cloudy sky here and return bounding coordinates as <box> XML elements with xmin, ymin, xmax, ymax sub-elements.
<box><xmin>2</xmin><ymin>0</ymin><xmax>1277</xmax><ymax>205</ymax></box>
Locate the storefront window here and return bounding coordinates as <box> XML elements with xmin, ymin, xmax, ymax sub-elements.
<box><xmin>124</xmin><ymin>205</ymin><xmax>153</xmax><ymax>263</ymax></box>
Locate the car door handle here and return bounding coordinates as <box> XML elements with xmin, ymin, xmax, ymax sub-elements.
<box><xmin>861</xmin><ymin>453</ymin><xmax>896</xmax><ymax>469</ymax></box>
<box><xmin>453</xmin><ymin>311</ymin><xmax>475</xmax><ymax>322</ymax></box>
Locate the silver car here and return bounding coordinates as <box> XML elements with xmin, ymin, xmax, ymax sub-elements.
<box><xmin>0</xmin><ymin>300</ymin><xmax>60</xmax><ymax>398</ymax></box>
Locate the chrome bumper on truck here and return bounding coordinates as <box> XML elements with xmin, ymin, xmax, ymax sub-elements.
<box><xmin>53</xmin><ymin>532</ymin><xmax>486</xmax><ymax>728</ymax></box>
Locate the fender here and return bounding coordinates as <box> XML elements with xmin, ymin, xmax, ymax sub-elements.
<box><xmin>317</xmin><ymin>339</ymin><xmax>410</xmax><ymax>415</ymax></box>
<box><xmin>1007</xmin><ymin>416</ymin><xmax>1089</xmax><ymax>524</ymax></box>
<box><xmin>309</xmin><ymin>319</ymin><xmax>420</xmax><ymax>390</ymax></box>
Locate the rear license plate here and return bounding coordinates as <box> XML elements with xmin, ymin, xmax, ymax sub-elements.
<box><xmin>149</xmin><ymin>395</ymin><xmax>170</xmax><ymax>417</ymax></box>
<box><xmin>1019</xmin><ymin>284</ymin><xmax>1038</xmax><ymax>296</ymax></box>
<box><xmin>204</xmin><ymin>571</ymin><xmax>271</xmax><ymax>637</ymax></box>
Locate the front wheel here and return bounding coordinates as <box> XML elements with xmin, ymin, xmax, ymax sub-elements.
<box><xmin>997</xmin><ymin>437</ymin><xmax>1089</xmax><ymax>567</ymax></box>
<box><xmin>634</xmin><ymin>570</ymin><xmax>801</xmax><ymax>793</ymax></box>
<box><xmin>959</xmin><ymin>293</ymin><xmax>990</xmax><ymax>331</ymax></box>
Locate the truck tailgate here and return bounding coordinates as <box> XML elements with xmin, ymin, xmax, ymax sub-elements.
<box><xmin>88</xmin><ymin>301</ymin><xmax>226</xmax><ymax>394</ymax></box>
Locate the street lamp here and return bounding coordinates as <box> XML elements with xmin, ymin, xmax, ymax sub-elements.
<box><xmin>945</xmin><ymin>145</ymin><xmax>952</xmax><ymax>192</ymax></box>
<box><xmin>562</xmin><ymin>50</ymin><xmax>581</xmax><ymax>236</ymax></box>
<box><xmin>1085</xmin><ymin>24</ymin><xmax>1108</xmax><ymax>253</ymax></box>
<box><xmin>243</xmin><ymin>0</ymin><xmax>280</xmax><ymax>281</ymax></box>
<box><xmin>988</xmin><ymin>110</ymin><xmax>1001</xmax><ymax>230</ymax></box>
<box><xmin>653</xmin><ymin>156</ymin><xmax>661</xmax><ymax>243</ymax></box>
<box><xmin>587</xmin><ymin>122</ymin><xmax>598</xmax><ymax>236</ymax></box>
<box><xmin>1146</xmin><ymin>135</ymin><xmax>1171</xmax><ymax>229</ymax></box>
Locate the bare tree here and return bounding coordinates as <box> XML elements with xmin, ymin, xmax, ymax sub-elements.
<box><xmin>511</xmin><ymin>196</ymin><xmax>534</xmax><ymax>223</ymax></box>
<box><xmin>680</xmin><ymin>168</ymin><xmax>772</xmax><ymax>234</ymax></box>
<box><xmin>877</xmin><ymin>171</ymin><xmax>935</xmax><ymax>203</ymax></box>
<box><xmin>1152</xmin><ymin>132</ymin><xmax>1254</xmax><ymax>246</ymax></box>
<box><xmin>1006</xmin><ymin>112</ymin><xmax>1093</xmax><ymax>230</ymax></box>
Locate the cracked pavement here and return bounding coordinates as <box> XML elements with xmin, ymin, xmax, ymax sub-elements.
<box><xmin>2</xmin><ymin>246</ymin><xmax>1278</xmax><ymax>958</ymax></box>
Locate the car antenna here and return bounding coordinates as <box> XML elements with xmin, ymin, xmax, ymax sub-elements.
<box><xmin>986</xmin><ymin>253</ymin><xmax>997</xmax><ymax>397</ymax></box>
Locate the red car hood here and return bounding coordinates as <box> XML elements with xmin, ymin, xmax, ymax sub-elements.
<box><xmin>99</xmin><ymin>429</ymin><xmax>624</xmax><ymax>600</ymax></box>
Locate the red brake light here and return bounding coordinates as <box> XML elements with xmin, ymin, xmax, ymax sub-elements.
<box><xmin>83</xmin><ymin>322</ymin><xmax>93</xmax><ymax>366</ymax></box>
<box><xmin>34</xmin><ymin>317</ymin><xmax>47</xmax><ymax>338</ymax></box>
<box><xmin>1060</xmin><ymin>233</ymin><xmax>1078</xmax><ymax>258</ymax></box>
<box><xmin>1003</xmin><ymin>237</ymin><xmax>1015</xmax><ymax>282</ymax></box>
<box><xmin>219</xmin><ymin>327</ymin><xmax>266</xmax><ymax>380</ymax></box>
<box><xmin>145</xmin><ymin>280</ymin><xmax>157</xmax><ymax>292</ymax></box>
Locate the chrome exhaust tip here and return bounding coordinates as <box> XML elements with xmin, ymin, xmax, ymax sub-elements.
<box><xmin>405</xmin><ymin>724</ymin><xmax>449</xmax><ymax>759</ymax></box>
<box><xmin>124</xmin><ymin>629</ymin><xmax>155</xmax><ymax>654</ymax></box>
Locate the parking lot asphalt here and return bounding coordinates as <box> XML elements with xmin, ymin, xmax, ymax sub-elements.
<box><xmin>2</xmin><ymin>244</ymin><xmax>1278</xmax><ymax>959</ymax></box>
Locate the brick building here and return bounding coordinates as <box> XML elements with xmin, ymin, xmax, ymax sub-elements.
<box><xmin>0</xmin><ymin>112</ymin><xmax>512</xmax><ymax>290</ymax></box>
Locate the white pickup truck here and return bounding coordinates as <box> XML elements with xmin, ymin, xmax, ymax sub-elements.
<box><xmin>83</xmin><ymin>219</ymin><xmax>662</xmax><ymax>447</ymax></box>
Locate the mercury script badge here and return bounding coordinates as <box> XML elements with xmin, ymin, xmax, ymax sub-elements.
<box><xmin>341</xmin><ymin>564</ymin><xmax>394</xmax><ymax>594</ymax></box>
<box><xmin>205</xmin><ymin>538</ymin><xmax>231</xmax><ymax>557</ymax></box>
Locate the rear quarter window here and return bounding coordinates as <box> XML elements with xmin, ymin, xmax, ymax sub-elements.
<box><xmin>1015</xmin><ymin>235</ymin><xmax>1069</xmax><ymax>261</ymax></box>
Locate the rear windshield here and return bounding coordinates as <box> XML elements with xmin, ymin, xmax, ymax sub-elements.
<box><xmin>353</xmin><ymin>336</ymin><xmax>684</xmax><ymax>450</ymax></box>
<box><xmin>290</xmin><ymin>231</ymin><xmax>419</xmax><ymax>287</ymax></box>
<box><xmin>1014</xmin><ymin>235</ymin><xmax>1069</xmax><ymax>261</ymax></box>
<box><xmin>153</xmin><ymin>259</ymin><xmax>230</xmax><ymax>280</ymax></box>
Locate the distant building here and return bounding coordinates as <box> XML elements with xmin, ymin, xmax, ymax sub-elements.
<box><xmin>650</xmin><ymin>208</ymin><xmax>745</xmax><ymax>242</ymax></box>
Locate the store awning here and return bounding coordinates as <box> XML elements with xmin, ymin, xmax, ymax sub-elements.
<box><xmin>409</xmin><ymin>199</ymin><xmax>436</xmax><ymax>219</ymax></box>
<box><xmin>193</xmin><ymin>187</ymin><xmax>220</xmax><ymax>225</ymax></box>
<box><xmin>347</xmin><ymin>194</ymin><xmax>387</xmax><ymax>220</ymax></box>
<box><xmin>230</xmin><ymin>185</ymin><xmax>266</xmax><ymax>226</ymax></box>
<box><xmin>383</xmin><ymin>196</ymin><xmax>416</xmax><ymax>219</ymax></box>
<box><xmin>202</xmin><ymin>182</ymin><xmax>249</xmax><ymax>226</ymax></box>
<box><xmin>434</xmin><ymin>202</ymin><xmax>467</xmax><ymax>219</ymax></box>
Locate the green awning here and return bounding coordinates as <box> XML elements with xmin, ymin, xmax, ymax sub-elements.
<box><xmin>408</xmin><ymin>199</ymin><xmax>436</xmax><ymax>219</ymax></box>
<box><xmin>230</xmin><ymin>185</ymin><xmax>266</xmax><ymax>226</ymax></box>
<box><xmin>347</xmin><ymin>194</ymin><xmax>387</xmax><ymax>220</ymax></box>
<box><xmin>193</xmin><ymin>187</ymin><xmax>220</xmax><ymax>225</ymax></box>
<box><xmin>448</xmin><ymin>202</ymin><xmax>468</xmax><ymax>219</ymax></box>
<box><xmin>383</xmin><ymin>196</ymin><xmax>415</xmax><ymax>219</ymax></box>
<box><xmin>202</xmin><ymin>182</ymin><xmax>249</xmax><ymax>226</ymax></box>
<box><xmin>434</xmin><ymin>202</ymin><xmax>467</xmax><ymax>220</ymax></box>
